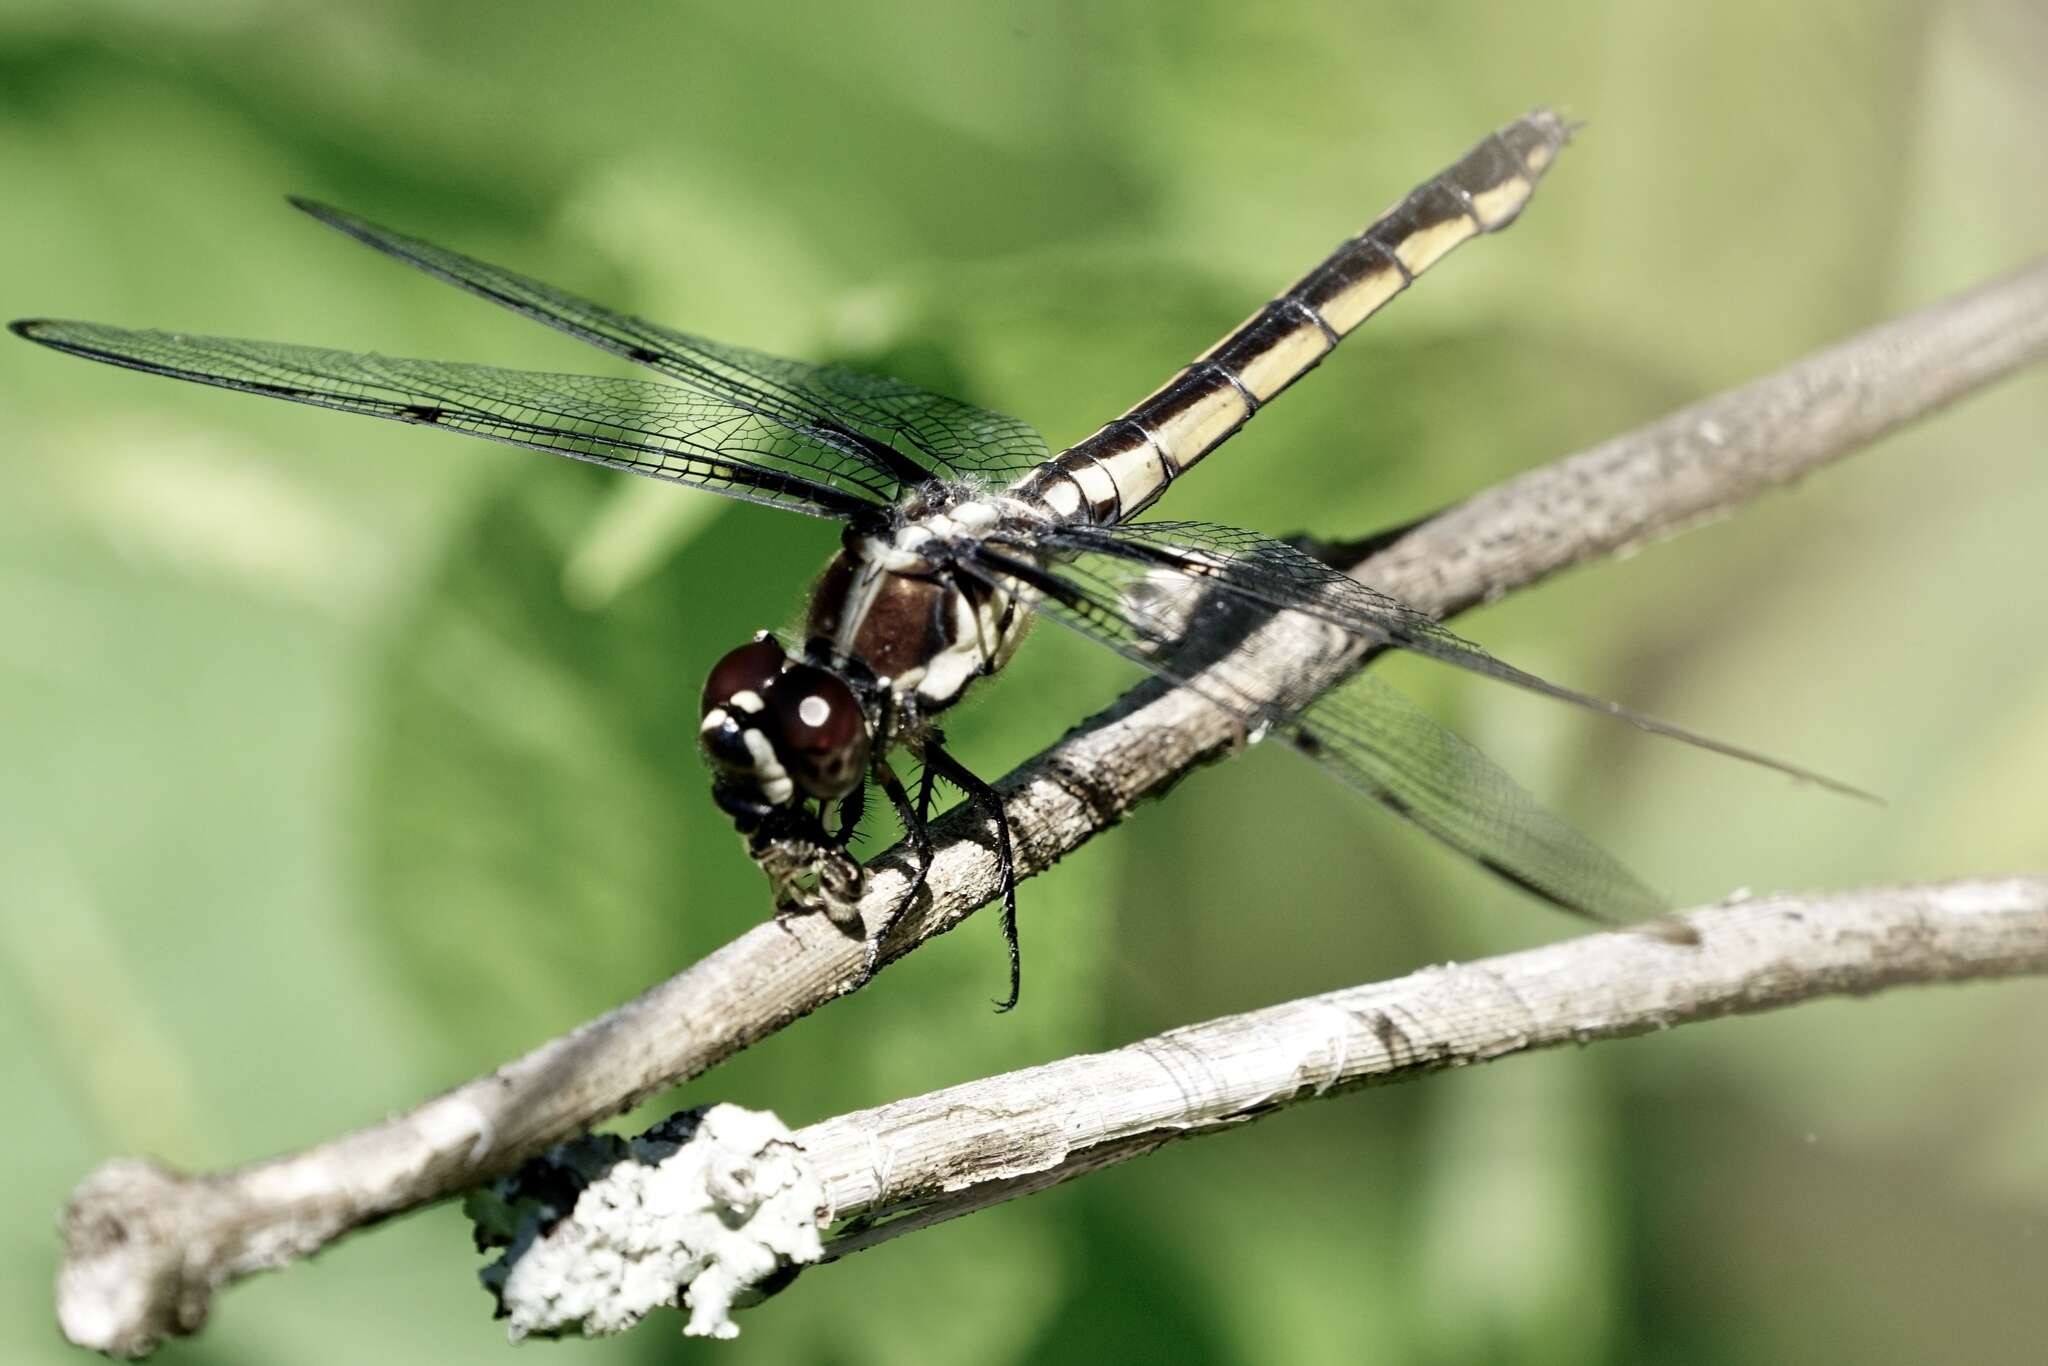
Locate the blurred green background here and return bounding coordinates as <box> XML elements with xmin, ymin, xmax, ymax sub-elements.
<box><xmin>4</xmin><ymin>1</ymin><xmax>2045</xmax><ymax>1362</ymax></box>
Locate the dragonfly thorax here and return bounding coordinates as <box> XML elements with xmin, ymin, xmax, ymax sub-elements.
<box><xmin>805</xmin><ymin>516</ymin><xmax>1027</xmax><ymax>716</ymax></box>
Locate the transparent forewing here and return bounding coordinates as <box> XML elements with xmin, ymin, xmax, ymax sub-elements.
<box><xmin>966</xmin><ymin>539</ymin><xmax>1668</xmax><ymax>924</ymax></box>
<box><xmin>10</xmin><ymin>321</ymin><xmax>889</xmax><ymax>517</ymax></box>
<box><xmin>1042</xmin><ymin>520</ymin><xmax>1870</xmax><ymax>797</ymax></box>
<box><xmin>796</xmin><ymin>360</ymin><xmax>1050</xmax><ymax>483</ymax></box>
<box><xmin>1293</xmin><ymin>672</ymin><xmax>1666</xmax><ymax>922</ymax></box>
<box><xmin>292</xmin><ymin>200</ymin><xmax>1050</xmax><ymax>487</ymax></box>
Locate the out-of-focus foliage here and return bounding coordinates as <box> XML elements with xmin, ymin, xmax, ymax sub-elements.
<box><xmin>3</xmin><ymin>2</ymin><xmax>2044</xmax><ymax>1362</ymax></box>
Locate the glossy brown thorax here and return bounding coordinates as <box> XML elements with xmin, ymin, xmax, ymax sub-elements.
<box><xmin>806</xmin><ymin>551</ymin><xmax>955</xmax><ymax>684</ymax></box>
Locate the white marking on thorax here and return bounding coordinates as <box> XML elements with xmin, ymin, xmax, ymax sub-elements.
<box><xmin>913</xmin><ymin>579</ymin><xmax>1016</xmax><ymax>707</ymax></box>
<box><xmin>925</xmin><ymin>499</ymin><xmax>1003</xmax><ymax>538</ymax></box>
<box><xmin>883</xmin><ymin>498</ymin><xmax>1007</xmax><ymax>564</ymax></box>
<box><xmin>832</xmin><ymin>544</ymin><xmax>894</xmax><ymax>658</ymax></box>
<box><xmin>838</xmin><ymin>498</ymin><xmax>1034</xmax><ymax>670</ymax></box>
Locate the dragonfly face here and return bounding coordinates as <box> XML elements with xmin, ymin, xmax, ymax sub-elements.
<box><xmin>11</xmin><ymin>110</ymin><xmax>1864</xmax><ymax>1010</ymax></box>
<box><xmin>698</xmin><ymin>631</ymin><xmax>876</xmax><ymax>918</ymax></box>
<box><xmin>700</xmin><ymin>636</ymin><xmax>869</xmax><ymax>811</ymax></box>
<box><xmin>703</xmin><ymin>491</ymin><xmax>1036</xmax><ymax>911</ymax></box>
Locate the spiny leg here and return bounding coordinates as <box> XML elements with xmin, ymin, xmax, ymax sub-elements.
<box><xmin>925</xmin><ymin>736</ymin><xmax>1021</xmax><ymax>1012</ymax></box>
<box><xmin>833</xmin><ymin>779</ymin><xmax>867</xmax><ymax>845</ymax></box>
<box><xmin>915</xmin><ymin>757</ymin><xmax>937</xmax><ymax>827</ymax></box>
<box><xmin>867</xmin><ymin>756</ymin><xmax>933</xmax><ymax>969</ymax></box>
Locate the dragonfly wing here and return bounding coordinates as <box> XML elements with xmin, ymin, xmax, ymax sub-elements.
<box><xmin>966</xmin><ymin>538</ymin><xmax>1669</xmax><ymax>925</ymax></box>
<box><xmin>1289</xmin><ymin>671</ymin><xmax>1667</xmax><ymax>923</ymax></box>
<box><xmin>11</xmin><ymin>320</ymin><xmax>885</xmax><ymax>518</ymax></box>
<box><xmin>1043</xmin><ymin>519</ymin><xmax>1873</xmax><ymax>799</ymax></box>
<box><xmin>793</xmin><ymin>358</ymin><xmax>1050</xmax><ymax>484</ymax></box>
<box><xmin>291</xmin><ymin>199</ymin><xmax>1049</xmax><ymax>487</ymax></box>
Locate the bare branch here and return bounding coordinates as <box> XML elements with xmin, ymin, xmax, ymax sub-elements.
<box><xmin>470</xmin><ymin>877</ymin><xmax>2048</xmax><ymax>1340</ymax></box>
<box><xmin>799</xmin><ymin>877</ymin><xmax>2048</xmax><ymax>1259</ymax></box>
<box><xmin>54</xmin><ymin>256</ymin><xmax>2048</xmax><ymax>1357</ymax></box>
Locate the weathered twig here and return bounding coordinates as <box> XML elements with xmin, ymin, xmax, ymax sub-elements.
<box><xmin>801</xmin><ymin>876</ymin><xmax>2048</xmax><ymax>1257</ymax></box>
<box><xmin>55</xmin><ymin>256</ymin><xmax>2048</xmax><ymax>1356</ymax></box>
<box><xmin>471</xmin><ymin>876</ymin><xmax>2048</xmax><ymax>1339</ymax></box>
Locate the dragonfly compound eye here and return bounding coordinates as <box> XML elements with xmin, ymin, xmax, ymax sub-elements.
<box><xmin>767</xmin><ymin>665</ymin><xmax>870</xmax><ymax>800</ymax></box>
<box><xmin>700</xmin><ymin>637</ymin><xmax>797</xmax><ymax>806</ymax></box>
<box><xmin>701</xmin><ymin>637</ymin><xmax>788</xmax><ymax>718</ymax></box>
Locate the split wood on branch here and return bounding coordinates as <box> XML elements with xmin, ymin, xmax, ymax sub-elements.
<box><xmin>56</xmin><ymin>255</ymin><xmax>2048</xmax><ymax>1357</ymax></box>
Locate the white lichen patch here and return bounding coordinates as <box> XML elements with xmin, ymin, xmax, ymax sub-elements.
<box><xmin>479</xmin><ymin>1105</ymin><xmax>826</xmax><ymax>1341</ymax></box>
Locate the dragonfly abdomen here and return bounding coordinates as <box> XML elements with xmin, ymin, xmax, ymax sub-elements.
<box><xmin>1009</xmin><ymin>109</ymin><xmax>1570</xmax><ymax>527</ymax></box>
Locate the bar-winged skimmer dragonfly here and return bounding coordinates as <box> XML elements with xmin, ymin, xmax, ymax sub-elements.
<box><xmin>13</xmin><ymin>111</ymin><xmax>1861</xmax><ymax>1009</ymax></box>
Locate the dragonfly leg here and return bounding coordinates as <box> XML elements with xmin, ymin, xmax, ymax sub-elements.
<box><xmin>915</xmin><ymin>755</ymin><xmax>937</xmax><ymax>826</ymax></box>
<box><xmin>864</xmin><ymin>756</ymin><xmax>933</xmax><ymax>976</ymax></box>
<box><xmin>924</xmin><ymin>735</ymin><xmax>1021</xmax><ymax>1012</ymax></box>
<box><xmin>833</xmin><ymin>781</ymin><xmax>867</xmax><ymax>845</ymax></box>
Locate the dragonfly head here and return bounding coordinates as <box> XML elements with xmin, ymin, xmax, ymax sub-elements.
<box><xmin>699</xmin><ymin>635</ymin><xmax>870</xmax><ymax>824</ymax></box>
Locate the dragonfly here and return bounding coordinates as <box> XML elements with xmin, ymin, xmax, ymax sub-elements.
<box><xmin>13</xmin><ymin>110</ymin><xmax>1862</xmax><ymax>1009</ymax></box>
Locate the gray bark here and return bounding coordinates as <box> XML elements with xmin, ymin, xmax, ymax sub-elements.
<box><xmin>804</xmin><ymin>878</ymin><xmax>2048</xmax><ymax>1259</ymax></box>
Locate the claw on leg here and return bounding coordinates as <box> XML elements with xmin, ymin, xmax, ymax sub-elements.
<box><xmin>923</xmin><ymin>737</ymin><xmax>1021</xmax><ymax>1011</ymax></box>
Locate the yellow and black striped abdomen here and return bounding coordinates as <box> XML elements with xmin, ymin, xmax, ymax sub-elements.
<box><xmin>1011</xmin><ymin>110</ymin><xmax>1569</xmax><ymax>525</ymax></box>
